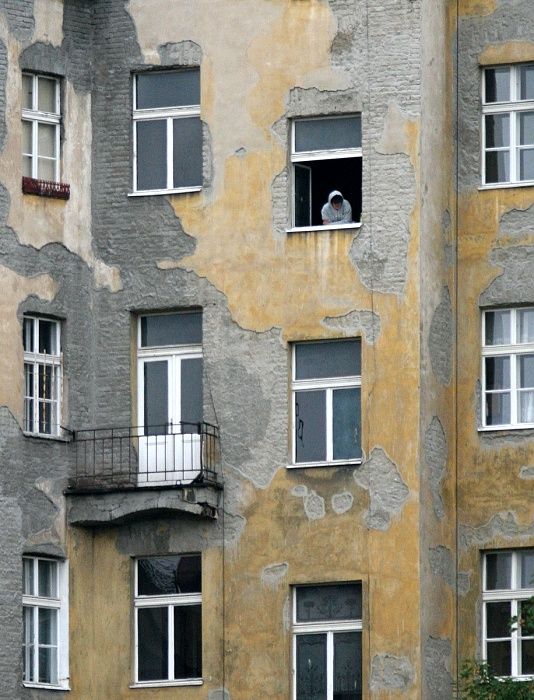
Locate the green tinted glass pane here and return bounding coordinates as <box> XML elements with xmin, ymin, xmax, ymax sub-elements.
<box><xmin>296</xmin><ymin>583</ymin><xmax>362</xmax><ymax>622</ymax></box>
<box><xmin>296</xmin><ymin>634</ymin><xmax>327</xmax><ymax>700</ymax></box>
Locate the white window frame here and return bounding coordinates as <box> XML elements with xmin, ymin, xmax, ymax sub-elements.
<box><xmin>132</xmin><ymin>556</ymin><xmax>203</xmax><ymax>688</ymax></box>
<box><xmin>289</xmin><ymin>114</ymin><xmax>362</xmax><ymax>232</ymax></box>
<box><xmin>23</xmin><ymin>316</ymin><xmax>62</xmax><ymax>438</ymax></box>
<box><xmin>292</xmin><ymin>584</ymin><xmax>363</xmax><ymax>700</ymax></box>
<box><xmin>290</xmin><ymin>340</ymin><xmax>362</xmax><ymax>467</ymax></box>
<box><xmin>482</xmin><ymin>550</ymin><xmax>534</xmax><ymax>679</ymax></box>
<box><xmin>21</xmin><ymin>73</ymin><xmax>61</xmax><ymax>182</ymax></box>
<box><xmin>131</xmin><ymin>71</ymin><xmax>202</xmax><ymax>196</ymax></box>
<box><xmin>481</xmin><ymin>64</ymin><xmax>534</xmax><ymax>188</ymax></box>
<box><xmin>481</xmin><ymin>308</ymin><xmax>534</xmax><ymax>430</ymax></box>
<box><xmin>22</xmin><ymin>556</ymin><xmax>69</xmax><ymax>690</ymax></box>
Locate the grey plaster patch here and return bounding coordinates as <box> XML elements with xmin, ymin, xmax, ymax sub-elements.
<box><xmin>428</xmin><ymin>287</ymin><xmax>452</xmax><ymax>385</ymax></box>
<box><xmin>499</xmin><ymin>204</ymin><xmax>534</xmax><ymax>239</ymax></box>
<box><xmin>423</xmin><ymin>416</ymin><xmax>447</xmax><ymax>520</ymax></box>
<box><xmin>285</xmin><ymin>87</ymin><xmax>362</xmax><ymax>119</ymax></box>
<box><xmin>19</xmin><ymin>42</ymin><xmax>66</xmax><ymax>77</ymax></box>
<box><xmin>429</xmin><ymin>545</ymin><xmax>454</xmax><ymax>588</ymax></box>
<box><xmin>458</xmin><ymin>570</ymin><xmax>472</xmax><ymax>597</ymax></box>
<box><xmin>322</xmin><ymin>310</ymin><xmax>381</xmax><ymax>345</ymax></box>
<box><xmin>459</xmin><ymin>512</ymin><xmax>534</xmax><ymax>550</ymax></box>
<box><xmin>1</xmin><ymin>0</ymin><xmax>34</xmax><ymax>42</ymax></box>
<box><xmin>331</xmin><ymin>492</ymin><xmax>354</xmax><ymax>514</ymax></box>
<box><xmin>520</xmin><ymin>466</ymin><xmax>534</xmax><ymax>480</ymax></box>
<box><xmin>353</xmin><ymin>448</ymin><xmax>409</xmax><ymax>531</ymax></box>
<box><xmin>158</xmin><ymin>40</ymin><xmax>202</xmax><ymax>66</ymax></box>
<box><xmin>423</xmin><ymin>637</ymin><xmax>452</xmax><ymax>700</ymax></box>
<box><xmin>261</xmin><ymin>562</ymin><xmax>288</xmax><ymax>589</ymax></box>
<box><xmin>208</xmin><ymin>690</ymin><xmax>230</xmax><ymax>700</ymax></box>
<box><xmin>370</xmin><ymin>653</ymin><xmax>415</xmax><ymax>692</ymax></box>
<box><xmin>291</xmin><ymin>485</ymin><xmax>308</xmax><ymax>498</ymax></box>
<box><xmin>480</xmin><ymin>246</ymin><xmax>534</xmax><ymax>308</ymax></box>
<box><xmin>304</xmin><ymin>490</ymin><xmax>326</xmax><ymax>521</ymax></box>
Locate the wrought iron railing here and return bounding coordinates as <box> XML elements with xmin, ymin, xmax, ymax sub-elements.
<box><xmin>68</xmin><ymin>422</ymin><xmax>220</xmax><ymax>492</ymax></box>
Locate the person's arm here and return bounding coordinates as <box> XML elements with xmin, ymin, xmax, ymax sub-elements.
<box><xmin>322</xmin><ymin>218</ymin><xmax>330</xmax><ymax>225</ymax></box>
<box><xmin>321</xmin><ymin>204</ymin><xmax>330</xmax><ymax>225</ymax></box>
<box><xmin>341</xmin><ymin>202</ymin><xmax>352</xmax><ymax>223</ymax></box>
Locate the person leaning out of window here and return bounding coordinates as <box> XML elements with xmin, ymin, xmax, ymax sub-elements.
<box><xmin>321</xmin><ymin>190</ymin><xmax>352</xmax><ymax>225</ymax></box>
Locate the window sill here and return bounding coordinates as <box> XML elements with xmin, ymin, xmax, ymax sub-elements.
<box><xmin>23</xmin><ymin>431</ymin><xmax>72</xmax><ymax>443</ymax></box>
<box><xmin>287</xmin><ymin>459</ymin><xmax>362</xmax><ymax>469</ymax></box>
<box><xmin>130</xmin><ymin>679</ymin><xmax>203</xmax><ymax>689</ymax></box>
<box><xmin>23</xmin><ymin>682</ymin><xmax>70</xmax><ymax>691</ymax></box>
<box><xmin>286</xmin><ymin>222</ymin><xmax>362</xmax><ymax>233</ymax></box>
<box><xmin>128</xmin><ymin>186</ymin><xmax>202</xmax><ymax>197</ymax></box>
<box><xmin>478</xmin><ymin>180</ymin><xmax>534</xmax><ymax>191</ymax></box>
<box><xmin>478</xmin><ymin>423</ymin><xmax>534</xmax><ymax>432</ymax></box>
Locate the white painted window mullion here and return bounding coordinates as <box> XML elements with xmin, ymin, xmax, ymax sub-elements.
<box><xmin>166</xmin><ymin>117</ymin><xmax>173</xmax><ymax>190</ymax></box>
<box><xmin>327</xmin><ymin>631</ymin><xmax>334</xmax><ymax>700</ymax></box>
<box><xmin>168</xmin><ymin>604</ymin><xmax>174</xmax><ymax>681</ymax></box>
<box><xmin>326</xmin><ymin>389</ymin><xmax>333</xmax><ymax>461</ymax></box>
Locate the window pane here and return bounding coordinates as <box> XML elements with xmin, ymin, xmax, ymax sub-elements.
<box><xmin>334</xmin><ymin>632</ymin><xmax>362</xmax><ymax>700</ymax></box>
<box><xmin>294</xmin><ymin>163</ymin><xmax>311</xmax><ymax>227</ymax></box>
<box><xmin>140</xmin><ymin>312</ymin><xmax>202</xmax><ymax>347</ymax></box>
<box><xmin>22</xmin><ymin>74</ymin><xmax>33</xmax><ymax>110</ymax></box>
<box><xmin>173</xmin><ymin>117</ymin><xmax>202</xmax><ymax>188</ymax></box>
<box><xmin>181</xmin><ymin>358</ymin><xmax>203</xmax><ymax>432</ymax></box>
<box><xmin>37</xmin><ymin>78</ymin><xmax>56</xmax><ymax>113</ymax></box>
<box><xmin>485</xmin><ymin>392</ymin><xmax>511</xmax><ymax>425</ymax></box>
<box><xmin>137</xmin><ymin>607</ymin><xmax>168</xmax><ymax>681</ymax></box>
<box><xmin>136</xmin><ymin>70</ymin><xmax>200</xmax><ymax>109</ymax></box>
<box><xmin>138</xmin><ymin>555</ymin><xmax>201</xmax><ymax>595</ymax></box>
<box><xmin>37</xmin><ymin>158</ymin><xmax>55</xmax><ymax>181</ymax></box>
<box><xmin>485</xmin><ymin>310</ymin><xmax>511</xmax><ymax>345</ymax></box>
<box><xmin>136</xmin><ymin>120</ymin><xmax>167</xmax><ymax>190</ymax></box>
<box><xmin>38</xmin><ymin>365</ymin><xmax>54</xmax><ymax>400</ymax></box>
<box><xmin>37</xmin><ymin>123</ymin><xmax>56</xmax><ymax>158</ymax></box>
<box><xmin>520</xmin><ymin>113</ymin><xmax>534</xmax><ymax>146</ymax></box>
<box><xmin>486</xmin><ymin>601</ymin><xmax>512</xmax><ymax>638</ymax></box>
<box><xmin>23</xmin><ymin>606</ymin><xmax>34</xmax><ymax>682</ymax></box>
<box><xmin>485</xmin><ymin>151</ymin><xmax>510</xmax><ymax>184</ymax></box>
<box><xmin>485</xmin><ymin>67</ymin><xmax>510</xmax><ymax>103</ymax></box>
<box><xmin>485</xmin><ymin>114</ymin><xmax>510</xmax><ymax>148</ymax></box>
<box><xmin>520</xmin><ymin>65</ymin><xmax>534</xmax><ymax>100</ymax></box>
<box><xmin>519</xmin><ymin>309</ymin><xmax>534</xmax><ymax>343</ymax></box>
<box><xmin>520</xmin><ymin>356</ymin><xmax>534</xmax><ymax>388</ymax></box>
<box><xmin>521</xmin><ymin>551</ymin><xmax>534</xmax><ymax>589</ymax></box>
<box><xmin>485</xmin><ymin>356</ymin><xmax>510</xmax><ymax>390</ymax></box>
<box><xmin>296</xmin><ymin>634</ymin><xmax>327</xmax><ymax>700</ymax></box>
<box><xmin>295</xmin><ymin>390</ymin><xmax>326</xmax><ymax>463</ymax></box>
<box><xmin>38</xmin><ymin>646</ymin><xmax>57</xmax><ymax>684</ymax></box>
<box><xmin>487</xmin><ymin>640</ymin><xmax>511</xmax><ymax>676</ymax></box>
<box><xmin>333</xmin><ymin>387</ymin><xmax>361</xmax><ymax>460</ymax></box>
<box><xmin>22</xmin><ymin>120</ymin><xmax>32</xmax><ymax>154</ymax></box>
<box><xmin>38</xmin><ymin>400</ymin><xmax>52</xmax><ymax>434</ymax></box>
<box><xmin>23</xmin><ymin>155</ymin><xmax>32</xmax><ymax>177</ymax></box>
<box><xmin>520</xmin><ymin>149</ymin><xmax>534</xmax><ymax>181</ymax></box>
<box><xmin>144</xmin><ymin>361</ymin><xmax>168</xmax><ymax>436</ymax></box>
<box><xmin>295</xmin><ymin>116</ymin><xmax>361</xmax><ymax>152</ymax></box>
<box><xmin>174</xmin><ymin>604</ymin><xmax>202</xmax><ymax>678</ymax></box>
<box><xmin>486</xmin><ymin>552</ymin><xmax>512</xmax><ymax>590</ymax></box>
<box><xmin>38</xmin><ymin>608</ymin><xmax>57</xmax><ymax>646</ymax></box>
<box><xmin>296</xmin><ymin>584</ymin><xmax>362</xmax><ymax>622</ymax></box>
<box><xmin>38</xmin><ymin>560</ymin><xmax>57</xmax><ymax>598</ymax></box>
<box><xmin>23</xmin><ymin>558</ymin><xmax>34</xmax><ymax>595</ymax></box>
<box><xmin>522</xmin><ymin>640</ymin><xmax>534</xmax><ymax>675</ymax></box>
<box><xmin>295</xmin><ymin>340</ymin><xmax>361</xmax><ymax>380</ymax></box>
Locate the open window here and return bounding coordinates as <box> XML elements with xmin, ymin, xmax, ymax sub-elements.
<box><xmin>291</xmin><ymin>115</ymin><xmax>362</xmax><ymax>229</ymax></box>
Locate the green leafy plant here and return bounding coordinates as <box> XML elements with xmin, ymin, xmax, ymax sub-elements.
<box><xmin>458</xmin><ymin>660</ymin><xmax>534</xmax><ymax>699</ymax></box>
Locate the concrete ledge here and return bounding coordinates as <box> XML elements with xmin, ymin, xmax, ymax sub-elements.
<box><xmin>66</xmin><ymin>485</ymin><xmax>221</xmax><ymax>527</ymax></box>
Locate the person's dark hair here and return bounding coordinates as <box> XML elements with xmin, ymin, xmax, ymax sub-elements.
<box><xmin>331</xmin><ymin>194</ymin><xmax>343</xmax><ymax>205</ymax></box>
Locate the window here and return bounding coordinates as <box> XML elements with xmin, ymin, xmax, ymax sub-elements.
<box><xmin>293</xmin><ymin>583</ymin><xmax>362</xmax><ymax>699</ymax></box>
<box><xmin>134</xmin><ymin>554</ymin><xmax>202</xmax><ymax>686</ymax></box>
<box><xmin>23</xmin><ymin>316</ymin><xmax>62</xmax><ymax>437</ymax></box>
<box><xmin>291</xmin><ymin>115</ymin><xmax>362</xmax><ymax>229</ymax></box>
<box><xmin>137</xmin><ymin>311</ymin><xmax>203</xmax><ymax>484</ymax></box>
<box><xmin>133</xmin><ymin>69</ymin><xmax>202</xmax><ymax>194</ymax></box>
<box><xmin>291</xmin><ymin>339</ymin><xmax>362</xmax><ymax>466</ymax></box>
<box><xmin>483</xmin><ymin>550</ymin><xmax>534</xmax><ymax>678</ymax></box>
<box><xmin>482</xmin><ymin>308</ymin><xmax>534</xmax><ymax>428</ymax></box>
<box><xmin>22</xmin><ymin>74</ymin><xmax>60</xmax><ymax>182</ymax></box>
<box><xmin>482</xmin><ymin>64</ymin><xmax>534</xmax><ymax>186</ymax></box>
<box><xmin>22</xmin><ymin>556</ymin><xmax>69</xmax><ymax>689</ymax></box>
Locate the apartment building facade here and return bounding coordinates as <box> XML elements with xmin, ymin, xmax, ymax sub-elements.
<box><xmin>0</xmin><ymin>0</ymin><xmax>532</xmax><ymax>698</ymax></box>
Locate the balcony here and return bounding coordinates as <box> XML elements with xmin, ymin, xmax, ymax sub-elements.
<box><xmin>65</xmin><ymin>422</ymin><xmax>222</xmax><ymax>526</ymax></box>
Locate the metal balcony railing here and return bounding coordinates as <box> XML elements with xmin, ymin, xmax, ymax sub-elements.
<box><xmin>68</xmin><ymin>422</ymin><xmax>220</xmax><ymax>492</ymax></box>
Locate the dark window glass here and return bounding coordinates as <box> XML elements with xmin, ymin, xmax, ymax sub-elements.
<box><xmin>294</xmin><ymin>163</ymin><xmax>311</xmax><ymax>227</ymax></box>
<box><xmin>136</xmin><ymin>70</ymin><xmax>200</xmax><ymax>109</ymax></box>
<box><xmin>485</xmin><ymin>392</ymin><xmax>511</xmax><ymax>426</ymax></box>
<box><xmin>519</xmin><ymin>355</ymin><xmax>534</xmax><ymax>389</ymax></box>
<box><xmin>519</xmin><ymin>113</ymin><xmax>534</xmax><ymax>146</ymax></box>
<box><xmin>144</xmin><ymin>361</ymin><xmax>168</xmax><ymax>436</ymax></box>
<box><xmin>486</xmin><ymin>552</ymin><xmax>512</xmax><ymax>590</ymax></box>
<box><xmin>38</xmin><ymin>401</ymin><xmax>52</xmax><ymax>434</ymax></box>
<box><xmin>520</xmin><ymin>149</ymin><xmax>534</xmax><ymax>181</ymax></box>
<box><xmin>23</xmin><ymin>318</ymin><xmax>34</xmax><ymax>352</ymax></box>
<box><xmin>487</xmin><ymin>640</ymin><xmax>511</xmax><ymax>676</ymax></box>
<box><xmin>485</xmin><ymin>151</ymin><xmax>510</xmax><ymax>184</ymax></box>
<box><xmin>137</xmin><ymin>607</ymin><xmax>168</xmax><ymax>681</ymax></box>
<box><xmin>520</xmin><ymin>65</ymin><xmax>534</xmax><ymax>101</ymax></box>
<box><xmin>295</xmin><ymin>116</ymin><xmax>361</xmax><ymax>152</ymax></box>
<box><xmin>334</xmin><ymin>632</ymin><xmax>362</xmax><ymax>700</ymax></box>
<box><xmin>141</xmin><ymin>312</ymin><xmax>202</xmax><ymax>347</ymax></box>
<box><xmin>485</xmin><ymin>67</ymin><xmax>510</xmax><ymax>103</ymax></box>
<box><xmin>295</xmin><ymin>390</ymin><xmax>326</xmax><ymax>463</ymax></box>
<box><xmin>181</xmin><ymin>358</ymin><xmax>203</xmax><ymax>432</ymax></box>
<box><xmin>521</xmin><ymin>551</ymin><xmax>534</xmax><ymax>589</ymax></box>
<box><xmin>485</xmin><ymin>356</ymin><xmax>511</xmax><ymax>390</ymax></box>
<box><xmin>296</xmin><ymin>634</ymin><xmax>327</xmax><ymax>700</ymax></box>
<box><xmin>333</xmin><ymin>387</ymin><xmax>361</xmax><ymax>460</ymax></box>
<box><xmin>296</xmin><ymin>584</ymin><xmax>362</xmax><ymax>623</ymax></box>
<box><xmin>136</xmin><ymin>120</ymin><xmax>167</xmax><ymax>190</ymax></box>
<box><xmin>486</xmin><ymin>601</ymin><xmax>512</xmax><ymax>638</ymax></box>
<box><xmin>485</xmin><ymin>310</ymin><xmax>511</xmax><ymax>346</ymax></box>
<box><xmin>485</xmin><ymin>114</ymin><xmax>510</xmax><ymax>148</ymax></box>
<box><xmin>174</xmin><ymin>604</ymin><xmax>202</xmax><ymax>678</ymax></box>
<box><xmin>138</xmin><ymin>555</ymin><xmax>201</xmax><ymax>596</ymax></box>
<box><xmin>295</xmin><ymin>340</ymin><xmax>361</xmax><ymax>380</ymax></box>
<box><xmin>173</xmin><ymin>117</ymin><xmax>202</xmax><ymax>188</ymax></box>
<box><xmin>522</xmin><ymin>639</ymin><xmax>534</xmax><ymax>675</ymax></box>
<box><xmin>39</xmin><ymin>320</ymin><xmax>57</xmax><ymax>354</ymax></box>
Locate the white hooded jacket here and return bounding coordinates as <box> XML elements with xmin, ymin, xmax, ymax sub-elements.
<box><xmin>321</xmin><ymin>190</ymin><xmax>352</xmax><ymax>224</ymax></box>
